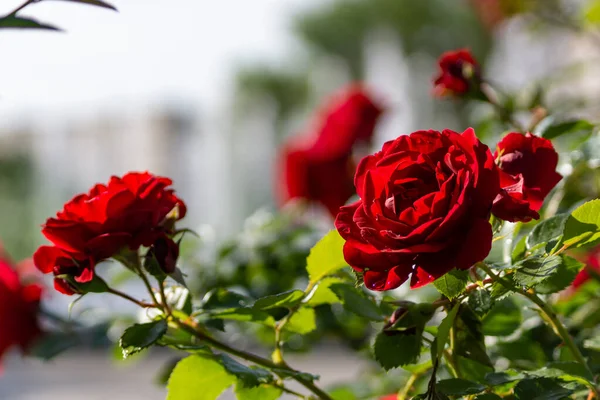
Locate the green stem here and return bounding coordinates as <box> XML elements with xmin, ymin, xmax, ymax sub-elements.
<box><xmin>478</xmin><ymin>263</ymin><xmax>597</xmax><ymax>394</ymax></box>
<box><xmin>107</xmin><ymin>288</ymin><xmax>157</xmax><ymax>308</ymax></box>
<box><xmin>399</xmin><ymin>373</ymin><xmax>419</xmax><ymax>400</ymax></box>
<box><xmin>175</xmin><ymin>320</ymin><xmax>333</xmax><ymax>400</ymax></box>
<box><xmin>274</xmin><ymin>281</ymin><xmax>318</xmax><ymax>363</ymax></box>
<box><xmin>7</xmin><ymin>0</ymin><xmax>37</xmax><ymax>16</ymax></box>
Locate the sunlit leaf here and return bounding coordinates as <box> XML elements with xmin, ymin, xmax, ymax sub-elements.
<box><xmin>433</xmin><ymin>269</ymin><xmax>469</xmax><ymax>299</ymax></box>
<box><xmin>306</xmin><ymin>230</ymin><xmax>347</xmax><ymax>285</ymax></box>
<box><xmin>167</xmin><ymin>355</ymin><xmax>235</xmax><ymax>400</ymax></box>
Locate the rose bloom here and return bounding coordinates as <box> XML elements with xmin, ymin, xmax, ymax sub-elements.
<box><xmin>34</xmin><ymin>172</ymin><xmax>186</xmax><ymax>294</ymax></box>
<box><xmin>0</xmin><ymin>251</ymin><xmax>43</xmax><ymax>368</ymax></box>
<box><xmin>336</xmin><ymin>128</ymin><xmax>499</xmax><ymax>291</ymax></box>
<box><xmin>380</xmin><ymin>395</ymin><xmax>398</xmax><ymax>400</ymax></box>
<box><xmin>433</xmin><ymin>49</ymin><xmax>480</xmax><ymax>98</ymax></box>
<box><xmin>492</xmin><ymin>132</ymin><xmax>561</xmax><ymax>222</ymax></box>
<box><xmin>277</xmin><ymin>85</ymin><xmax>384</xmax><ymax>217</ymax></box>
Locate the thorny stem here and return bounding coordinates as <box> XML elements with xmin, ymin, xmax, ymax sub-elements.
<box><xmin>132</xmin><ymin>254</ymin><xmax>160</xmax><ymax>306</ymax></box>
<box><xmin>480</xmin><ymin>83</ymin><xmax>525</xmax><ymax>132</ymax></box>
<box><xmin>6</xmin><ymin>0</ymin><xmax>39</xmax><ymax>16</ymax></box>
<box><xmin>107</xmin><ymin>288</ymin><xmax>157</xmax><ymax>309</ymax></box>
<box><xmin>477</xmin><ymin>263</ymin><xmax>599</xmax><ymax>396</ymax></box>
<box><xmin>274</xmin><ymin>281</ymin><xmax>318</xmax><ymax>363</ymax></box>
<box><xmin>175</xmin><ymin>320</ymin><xmax>334</xmax><ymax>400</ymax></box>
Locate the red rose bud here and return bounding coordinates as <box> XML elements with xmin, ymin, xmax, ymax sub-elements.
<box><xmin>148</xmin><ymin>236</ymin><xmax>179</xmax><ymax>274</ymax></box>
<box><xmin>335</xmin><ymin>128</ymin><xmax>499</xmax><ymax>291</ymax></box>
<box><xmin>276</xmin><ymin>84</ymin><xmax>384</xmax><ymax>218</ymax></box>
<box><xmin>433</xmin><ymin>49</ymin><xmax>481</xmax><ymax>98</ymax></box>
<box><xmin>0</xmin><ymin>252</ymin><xmax>43</xmax><ymax>369</ymax></box>
<box><xmin>33</xmin><ymin>171</ymin><xmax>186</xmax><ymax>294</ymax></box>
<box><xmin>492</xmin><ymin>132</ymin><xmax>562</xmax><ymax>222</ymax></box>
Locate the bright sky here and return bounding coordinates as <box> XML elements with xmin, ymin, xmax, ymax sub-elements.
<box><xmin>0</xmin><ymin>0</ymin><xmax>321</xmax><ymax>119</ymax></box>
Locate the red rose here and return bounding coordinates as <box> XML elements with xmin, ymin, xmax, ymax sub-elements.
<box><xmin>335</xmin><ymin>128</ymin><xmax>499</xmax><ymax>291</ymax></box>
<box><xmin>492</xmin><ymin>132</ymin><xmax>562</xmax><ymax>222</ymax></box>
<box><xmin>0</xmin><ymin>252</ymin><xmax>42</xmax><ymax>368</ymax></box>
<box><xmin>380</xmin><ymin>395</ymin><xmax>398</xmax><ymax>400</ymax></box>
<box><xmin>433</xmin><ymin>49</ymin><xmax>480</xmax><ymax>98</ymax></box>
<box><xmin>277</xmin><ymin>85</ymin><xmax>384</xmax><ymax>217</ymax></box>
<box><xmin>34</xmin><ymin>171</ymin><xmax>186</xmax><ymax>294</ymax></box>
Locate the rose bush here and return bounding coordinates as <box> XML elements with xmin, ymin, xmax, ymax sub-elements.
<box><xmin>335</xmin><ymin>128</ymin><xmax>499</xmax><ymax>290</ymax></box>
<box><xmin>33</xmin><ymin>171</ymin><xmax>186</xmax><ymax>294</ymax></box>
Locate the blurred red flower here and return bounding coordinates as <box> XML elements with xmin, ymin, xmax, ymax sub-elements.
<box><xmin>492</xmin><ymin>132</ymin><xmax>562</xmax><ymax>222</ymax></box>
<box><xmin>433</xmin><ymin>49</ymin><xmax>480</xmax><ymax>98</ymax></box>
<box><xmin>571</xmin><ymin>249</ymin><xmax>600</xmax><ymax>290</ymax></box>
<box><xmin>0</xmin><ymin>248</ymin><xmax>43</xmax><ymax>369</ymax></box>
<box><xmin>34</xmin><ymin>171</ymin><xmax>186</xmax><ymax>294</ymax></box>
<box><xmin>276</xmin><ymin>84</ymin><xmax>384</xmax><ymax>217</ymax></box>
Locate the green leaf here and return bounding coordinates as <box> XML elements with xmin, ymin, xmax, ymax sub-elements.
<box><xmin>436</xmin><ymin>378</ymin><xmax>486</xmax><ymax>396</ymax></box>
<box><xmin>284</xmin><ymin>307</ymin><xmax>316</xmax><ymax>334</ymax></box>
<box><xmin>202</xmin><ymin>289</ymin><xmax>252</xmax><ymax>310</ymax></box>
<box><xmin>530</xmin><ymin>361</ymin><xmax>594</xmax><ymax>386</ymax></box>
<box><xmin>120</xmin><ymin>319</ymin><xmax>168</xmax><ymax>359</ymax></box>
<box><xmin>436</xmin><ymin>303</ymin><xmax>460</xmax><ymax>358</ymax></box>
<box><xmin>253</xmin><ymin>290</ymin><xmax>304</xmax><ymax>310</ymax></box>
<box><xmin>482</xmin><ymin>298</ymin><xmax>522</xmax><ymax>336</ymax></box>
<box><xmin>535</xmin><ymin>255</ymin><xmax>583</xmax><ymax>294</ymax></box>
<box><xmin>144</xmin><ymin>250</ymin><xmax>167</xmax><ymax>282</ymax></box>
<box><xmin>485</xmin><ymin>370</ymin><xmax>524</xmax><ymax>386</ymax></box>
<box><xmin>373</xmin><ymin>331</ymin><xmax>421</xmax><ymax>370</ymax></box>
<box><xmin>0</xmin><ymin>16</ymin><xmax>60</xmax><ymax>30</ymax></box>
<box><xmin>30</xmin><ymin>332</ymin><xmax>80</xmax><ymax>360</ymax></box>
<box><xmin>454</xmin><ymin>306</ymin><xmax>493</xmax><ymax>368</ymax></box>
<box><xmin>512</xmin><ymin>234</ymin><xmax>528</xmax><ymax>263</ymax></box>
<box><xmin>583</xmin><ymin>336</ymin><xmax>600</xmax><ymax>351</ymax></box>
<box><xmin>540</xmin><ymin>120</ymin><xmax>594</xmax><ymax>140</ymax></box>
<box><xmin>497</xmin><ymin>338</ymin><xmax>547</xmax><ymax>370</ymax></box>
<box><xmin>474</xmin><ymin>395</ymin><xmax>503</xmax><ymax>400</ymax></box>
<box><xmin>53</xmin><ymin>0</ymin><xmax>117</xmax><ymax>10</ymax></box>
<box><xmin>490</xmin><ymin>280</ymin><xmax>511</xmax><ymax>301</ymax></box>
<box><xmin>513</xmin><ymin>255</ymin><xmax>563</xmax><ymax>288</ymax></box>
<box><xmin>329</xmin><ymin>283</ymin><xmax>384</xmax><ymax>321</ymax></box>
<box><xmin>468</xmin><ymin>289</ymin><xmax>493</xmax><ymax>317</ymax></box>
<box><xmin>305</xmin><ymin>277</ymin><xmax>344</xmax><ymax>306</ymax></box>
<box><xmin>585</xmin><ymin>0</ymin><xmax>600</xmax><ymax>25</ymax></box>
<box><xmin>234</xmin><ymin>383</ymin><xmax>282</xmax><ymax>400</ymax></box>
<box><xmin>306</xmin><ymin>230</ymin><xmax>347</xmax><ymax>284</ymax></box>
<box><xmin>456</xmin><ymin>356</ymin><xmax>494</xmax><ymax>384</ymax></box>
<box><xmin>433</xmin><ymin>269</ymin><xmax>469</xmax><ymax>299</ymax></box>
<box><xmin>526</xmin><ymin>214</ymin><xmax>568</xmax><ymax>250</ymax></box>
<box><xmin>218</xmin><ymin>355</ymin><xmax>273</xmax><ymax>388</ymax></box>
<box><xmin>167</xmin><ymin>355</ymin><xmax>236</xmax><ymax>400</ymax></box>
<box><xmin>563</xmin><ymin>199</ymin><xmax>600</xmax><ymax>249</ymax></box>
<box><xmin>56</xmin><ymin>273</ymin><xmax>109</xmax><ymax>294</ymax></box>
<box><xmin>209</xmin><ymin>308</ymin><xmax>275</xmax><ymax>327</ymax></box>
<box><xmin>513</xmin><ymin>378</ymin><xmax>573</xmax><ymax>400</ymax></box>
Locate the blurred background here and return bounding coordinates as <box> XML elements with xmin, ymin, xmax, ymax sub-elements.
<box><xmin>3</xmin><ymin>0</ymin><xmax>600</xmax><ymax>398</ymax></box>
